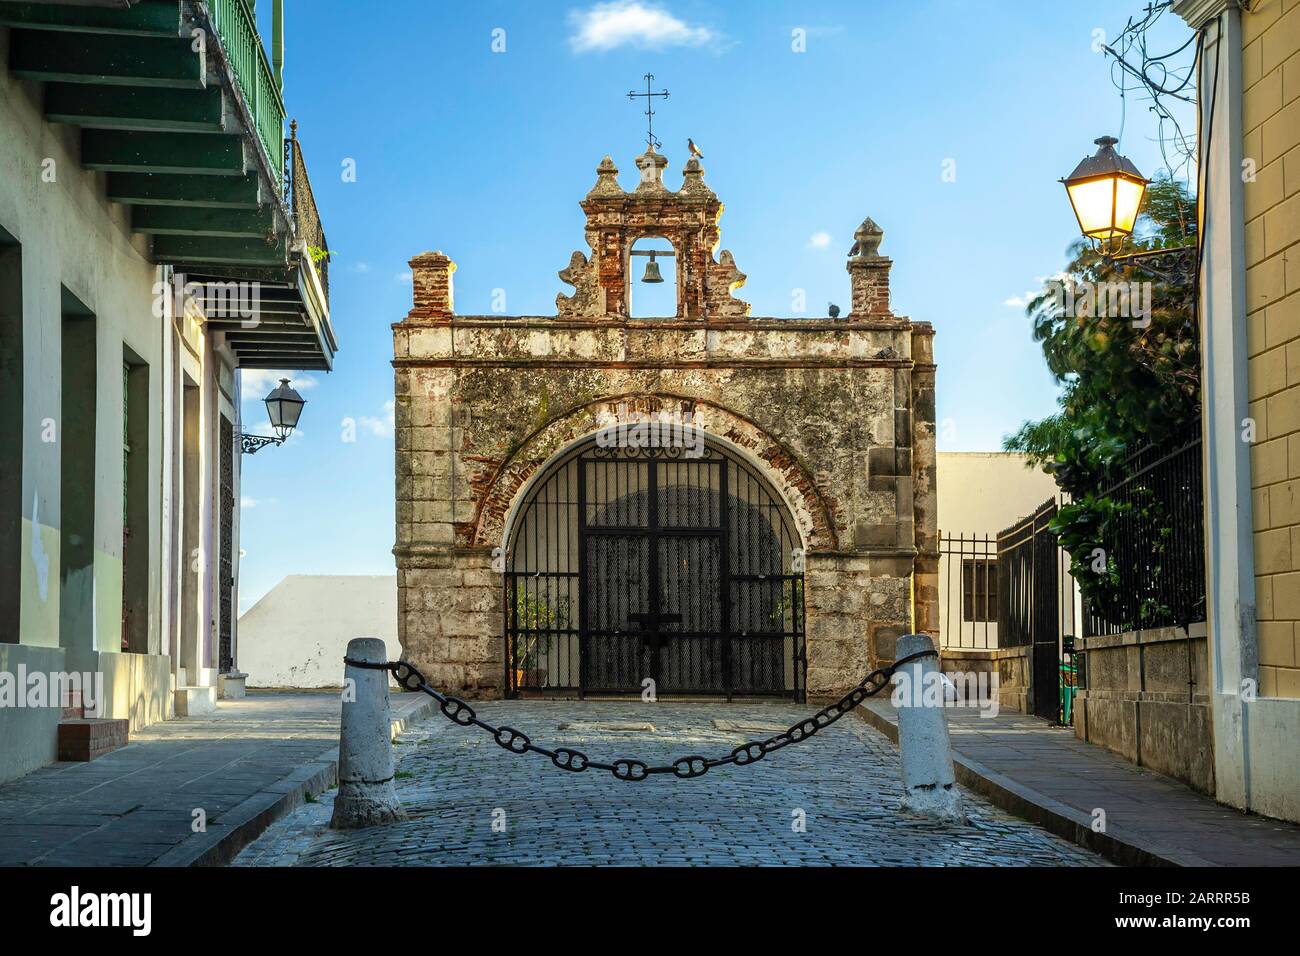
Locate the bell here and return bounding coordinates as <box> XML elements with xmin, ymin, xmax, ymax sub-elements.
<box><xmin>641</xmin><ymin>253</ymin><xmax>664</xmax><ymax>284</ymax></box>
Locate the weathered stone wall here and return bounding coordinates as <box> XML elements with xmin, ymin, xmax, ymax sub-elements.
<box><xmin>939</xmin><ymin>647</ymin><xmax>1030</xmax><ymax>714</ymax></box>
<box><xmin>394</xmin><ymin>317</ymin><xmax>935</xmax><ymax>698</ymax></box>
<box><xmin>392</xmin><ymin>152</ymin><xmax>937</xmax><ymax>701</ymax></box>
<box><xmin>1073</xmin><ymin>624</ymin><xmax>1213</xmax><ymax>794</ymax></box>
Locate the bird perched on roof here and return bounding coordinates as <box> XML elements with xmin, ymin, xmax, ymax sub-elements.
<box><xmin>828</xmin><ymin>302</ymin><xmax>841</xmax><ymax>318</ymax></box>
<box><xmin>687</xmin><ymin>138</ymin><xmax>704</xmax><ymax>159</ymax></box>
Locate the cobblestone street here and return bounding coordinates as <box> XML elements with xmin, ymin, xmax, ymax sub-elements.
<box><xmin>234</xmin><ymin>699</ymin><xmax>1106</xmax><ymax>866</ymax></box>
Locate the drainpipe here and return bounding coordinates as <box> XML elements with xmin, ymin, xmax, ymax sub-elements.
<box><xmin>272</xmin><ymin>0</ymin><xmax>284</xmax><ymax>93</ymax></box>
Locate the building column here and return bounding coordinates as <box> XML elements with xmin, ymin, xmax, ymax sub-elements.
<box><xmin>1172</xmin><ymin>0</ymin><xmax>1255</xmax><ymax>810</ymax></box>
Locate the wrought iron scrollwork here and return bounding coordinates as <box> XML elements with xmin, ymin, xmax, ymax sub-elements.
<box><xmin>1103</xmin><ymin>245</ymin><xmax>1197</xmax><ymax>290</ymax></box>
<box><xmin>239</xmin><ymin>433</ymin><xmax>284</xmax><ymax>455</ymax></box>
<box><xmin>589</xmin><ymin>442</ymin><xmax>711</xmax><ymax>460</ymax></box>
<box><xmin>343</xmin><ymin>649</ymin><xmax>938</xmax><ymax>782</ymax></box>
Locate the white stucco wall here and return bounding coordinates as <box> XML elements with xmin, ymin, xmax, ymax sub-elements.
<box><xmin>2</xmin><ymin>24</ymin><xmax>281</xmax><ymax>782</ymax></box>
<box><xmin>936</xmin><ymin>453</ymin><xmax>1074</xmax><ymax>650</ymax></box>
<box><xmin>0</xmin><ymin>29</ymin><xmax>161</xmax><ymax>656</ymax></box>
<box><xmin>936</xmin><ymin>452</ymin><xmax>1060</xmax><ymax>535</ymax></box>
<box><xmin>1</xmin><ymin>31</ymin><xmax>178</xmax><ymax>781</ymax></box>
<box><xmin>239</xmin><ymin>575</ymin><xmax>399</xmax><ymax>687</ymax></box>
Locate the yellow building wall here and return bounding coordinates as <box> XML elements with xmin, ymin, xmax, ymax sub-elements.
<box><xmin>1243</xmin><ymin>0</ymin><xmax>1300</xmax><ymax>698</ymax></box>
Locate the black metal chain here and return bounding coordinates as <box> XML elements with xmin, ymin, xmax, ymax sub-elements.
<box><xmin>342</xmin><ymin>650</ymin><xmax>936</xmax><ymax>782</ymax></box>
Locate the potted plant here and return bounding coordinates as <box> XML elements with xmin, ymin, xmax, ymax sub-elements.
<box><xmin>513</xmin><ymin>590</ymin><xmax>570</xmax><ymax>691</ymax></box>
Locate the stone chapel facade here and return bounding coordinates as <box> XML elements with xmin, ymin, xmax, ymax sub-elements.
<box><xmin>392</xmin><ymin>148</ymin><xmax>937</xmax><ymax>701</ymax></box>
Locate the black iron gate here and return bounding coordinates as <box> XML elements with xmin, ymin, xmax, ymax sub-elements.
<box><xmin>506</xmin><ymin>438</ymin><xmax>805</xmax><ymax>700</ymax></box>
<box><xmin>996</xmin><ymin>498</ymin><xmax>1061</xmax><ymax>722</ymax></box>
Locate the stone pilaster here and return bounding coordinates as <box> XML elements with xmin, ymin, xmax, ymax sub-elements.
<box><xmin>910</xmin><ymin>322</ymin><xmax>939</xmax><ymax>640</ymax></box>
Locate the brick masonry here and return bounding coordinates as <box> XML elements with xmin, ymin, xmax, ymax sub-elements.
<box><xmin>392</xmin><ymin>149</ymin><xmax>938</xmax><ymax>700</ymax></box>
<box><xmin>1241</xmin><ymin>0</ymin><xmax>1300</xmax><ymax>699</ymax></box>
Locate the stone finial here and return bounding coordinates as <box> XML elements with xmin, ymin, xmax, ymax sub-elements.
<box><xmin>850</xmin><ymin>217</ymin><xmax>884</xmax><ymax>258</ymax></box>
<box><xmin>408</xmin><ymin>250</ymin><xmax>456</xmax><ymax>318</ymax></box>
<box><xmin>634</xmin><ymin>149</ymin><xmax>669</xmax><ymax>192</ymax></box>
<box><xmin>588</xmin><ymin>155</ymin><xmax>623</xmax><ymax>198</ymax></box>
<box><xmin>679</xmin><ymin>156</ymin><xmax>715</xmax><ymax>198</ymax></box>
<box><xmin>846</xmin><ymin>217</ymin><xmax>892</xmax><ymax>317</ymax></box>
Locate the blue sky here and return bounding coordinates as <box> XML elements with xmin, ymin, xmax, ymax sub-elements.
<box><xmin>237</xmin><ymin>0</ymin><xmax>1195</xmax><ymax>611</ymax></box>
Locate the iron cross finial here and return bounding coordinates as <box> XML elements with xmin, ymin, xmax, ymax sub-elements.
<box><xmin>627</xmin><ymin>72</ymin><xmax>669</xmax><ymax>153</ymax></box>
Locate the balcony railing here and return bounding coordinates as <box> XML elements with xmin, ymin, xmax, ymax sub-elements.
<box><xmin>284</xmin><ymin>121</ymin><xmax>328</xmax><ymax>301</ymax></box>
<box><xmin>207</xmin><ymin>0</ymin><xmax>285</xmax><ymax>186</ymax></box>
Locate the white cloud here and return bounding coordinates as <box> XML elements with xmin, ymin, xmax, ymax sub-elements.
<box><xmin>569</xmin><ymin>2</ymin><xmax>717</xmax><ymax>52</ymax></box>
<box><xmin>1005</xmin><ymin>273</ymin><xmax>1071</xmax><ymax>308</ymax></box>
<box><xmin>395</xmin><ymin>271</ymin><xmax>412</xmax><ymax>283</ymax></box>
<box><xmin>240</xmin><ymin>369</ymin><xmax>318</xmax><ymax>401</ymax></box>
<box><xmin>358</xmin><ymin>399</ymin><xmax>395</xmax><ymax>439</ymax></box>
<box><xmin>349</xmin><ymin>262</ymin><xmax>371</xmax><ymax>274</ymax></box>
<box><xmin>808</xmin><ymin>231</ymin><xmax>832</xmax><ymax>249</ymax></box>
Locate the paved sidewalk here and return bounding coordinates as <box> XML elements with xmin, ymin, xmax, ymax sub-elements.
<box><xmin>0</xmin><ymin>690</ymin><xmax>432</xmax><ymax>867</ymax></box>
<box><xmin>858</xmin><ymin>701</ymin><xmax>1300</xmax><ymax>867</ymax></box>
<box><xmin>234</xmin><ymin>700</ymin><xmax>1106</xmax><ymax>867</ymax></box>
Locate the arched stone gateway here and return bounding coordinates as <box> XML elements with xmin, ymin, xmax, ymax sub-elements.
<box><xmin>505</xmin><ymin>432</ymin><xmax>806</xmax><ymax>699</ymax></box>
<box><xmin>392</xmin><ymin>147</ymin><xmax>938</xmax><ymax>701</ymax></box>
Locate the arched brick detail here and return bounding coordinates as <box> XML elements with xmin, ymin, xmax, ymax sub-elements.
<box><xmin>472</xmin><ymin>393</ymin><xmax>838</xmax><ymax>553</ymax></box>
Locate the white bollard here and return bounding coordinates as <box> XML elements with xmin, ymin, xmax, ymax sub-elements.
<box><xmin>329</xmin><ymin>637</ymin><xmax>408</xmax><ymax>829</ymax></box>
<box><xmin>892</xmin><ymin>633</ymin><xmax>966</xmax><ymax>824</ymax></box>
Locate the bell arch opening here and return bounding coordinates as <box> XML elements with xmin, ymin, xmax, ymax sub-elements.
<box><xmin>626</xmin><ymin>236</ymin><xmax>679</xmax><ymax>318</ymax></box>
<box><xmin>505</xmin><ymin>433</ymin><xmax>806</xmax><ymax>700</ymax></box>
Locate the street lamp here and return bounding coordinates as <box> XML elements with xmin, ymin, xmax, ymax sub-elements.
<box><xmin>240</xmin><ymin>378</ymin><xmax>305</xmax><ymax>454</ymax></box>
<box><xmin>1060</xmin><ymin>135</ymin><xmax>1196</xmax><ymax>288</ymax></box>
<box><xmin>1061</xmin><ymin>136</ymin><xmax>1148</xmax><ymax>249</ymax></box>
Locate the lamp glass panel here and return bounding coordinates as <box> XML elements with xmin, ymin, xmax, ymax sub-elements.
<box><xmin>266</xmin><ymin>396</ymin><xmax>304</xmax><ymax>429</ymax></box>
<box><xmin>1113</xmin><ymin>177</ymin><xmax>1146</xmax><ymax>236</ymax></box>
<box><xmin>1067</xmin><ymin>178</ymin><xmax>1120</xmax><ymax>238</ymax></box>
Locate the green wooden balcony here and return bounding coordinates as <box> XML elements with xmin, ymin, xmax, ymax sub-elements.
<box><xmin>0</xmin><ymin>0</ymin><xmax>336</xmax><ymax>371</ymax></box>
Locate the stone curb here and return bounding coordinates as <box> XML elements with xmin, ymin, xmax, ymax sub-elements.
<box><xmin>150</xmin><ymin>691</ymin><xmax>438</xmax><ymax>868</ymax></box>
<box><xmin>855</xmin><ymin>703</ymin><xmax>1214</xmax><ymax>868</ymax></box>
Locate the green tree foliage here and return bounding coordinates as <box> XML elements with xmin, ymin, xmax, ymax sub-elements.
<box><xmin>1004</xmin><ymin>177</ymin><xmax>1200</xmax><ymax>618</ymax></box>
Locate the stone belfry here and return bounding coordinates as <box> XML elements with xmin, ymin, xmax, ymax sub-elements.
<box><xmin>393</xmin><ymin>141</ymin><xmax>938</xmax><ymax>702</ymax></box>
<box><xmin>555</xmin><ymin>149</ymin><xmax>748</xmax><ymax>319</ymax></box>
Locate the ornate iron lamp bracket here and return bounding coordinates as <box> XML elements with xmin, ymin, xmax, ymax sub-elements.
<box><xmin>239</xmin><ymin>433</ymin><xmax>284</xmax><ymax>455</ymax></box>
<box><xmin>1101</xmin><ymin>244</ymin><xmax>1197</xmax><ymax>287</ymax></box>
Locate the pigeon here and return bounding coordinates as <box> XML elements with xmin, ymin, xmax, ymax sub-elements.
<box><xmin>687</xmin><ymin>138</ymin><xmax>703</xmax><ymax>159</ymax></box>
<box><xmin>828</xmin><ymin>302</ymin><xmax>841</xmax><ymax>318</ymax></box>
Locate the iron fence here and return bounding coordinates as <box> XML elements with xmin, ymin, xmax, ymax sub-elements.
<box><xmin>938</xmin><ymin>532</ymin><xmax>998</xmax><ymax>650</ymax></box>
<box><xmin>1081</xmin><ymin>432</ymin><xmax>1206</xmax><ymax>636</ymax></box>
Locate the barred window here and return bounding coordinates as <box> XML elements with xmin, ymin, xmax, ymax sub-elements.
<box><xmin>962</xmin><ymin>559</ymin><xmax>997</xmax><ymax>623</ymax></box>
